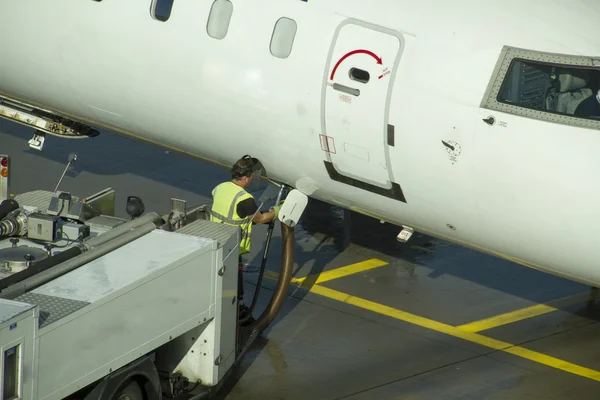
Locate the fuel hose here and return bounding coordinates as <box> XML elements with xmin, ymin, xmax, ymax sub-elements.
<box><xmin>251</xmin><ymin>220</ymin><xmax>295</xmax><ymax>333</ymax></box>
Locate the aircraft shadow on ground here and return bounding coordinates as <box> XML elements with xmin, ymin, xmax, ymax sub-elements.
<box><xmin>0</xmin><ymin>122</ymin><xmax>229</xmax><ymax>197</ymax></box>
<box><xmin>3</xmin><ymin>121</ymin><xmax>596</xmax><ymax>335</ymax></box>
<box><xmin>242</xmin><ymin>197</ymin><xmax>594</xmax><ymax>339</ymax></box>
<box><xmin>6</xmin><ymin>121</ymin><xmax>600</xmax><ymax>399</ymax></box>
<box><xmin>234</xmin><ymin>198</ymin><xmax>600</xmax><ymax>393</ymax></box>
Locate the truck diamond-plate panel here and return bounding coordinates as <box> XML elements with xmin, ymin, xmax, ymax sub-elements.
<box><xmin>177</xmin><ymin>219</ymin><xmax>238</xmax><ymax>248</ymax></box>
<box><xmin>15</xmin><ymin>292</ymin><xmax>89</xmax><ymax>328</ymax></box>
<box><xmin>14</xmin><ymin>190</ymin><xmax>80</xmax><ymax>213</ymax></box>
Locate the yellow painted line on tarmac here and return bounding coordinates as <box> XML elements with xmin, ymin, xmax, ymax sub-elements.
<box><xmin>309</xmin><ymin>284</ymin><xmax>600</xmax><ymax>382</ymax></box>
<box><xmin>457</xmin><ymin>291</ymin><xmax>598</xmax><ymax>333</ymax></box>
<box><xmin>294</xmin><ymin>258</ymin><xmax>389</xmax><ymax>285</ymax></box>
<box><xmin>262</xmin><ymin>260</ymin><xmax>600</xmax><ymax>381</ymax></box>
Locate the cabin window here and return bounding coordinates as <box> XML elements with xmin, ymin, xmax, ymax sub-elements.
<box><xmin>270</xmin><ymin>17</ymin><xmax>297</xmax><ymax>59</ymax></box>
<box><xmin>481</xmin><ymin>46</ymin><xmax>600</xmax><ymax>130</ymax></box>
<box><xmin>349</xmin><ymin>68</ymin><xmax>370</xmax><ymax>83</ymax></box>
<box><xmin>151</xmin><ymin>0</ymin><xmax>174</xmax><ymax>22</ymax></box>
<box><xmin>207</xmin><ymin>0</ymin><xmax>233</xmax><ymax>40</ymax></box>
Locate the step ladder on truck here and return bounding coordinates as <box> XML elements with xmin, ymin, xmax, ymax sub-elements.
<box><xmin>0</xmin><ymin>152</ymin><xmax>308</xmax><ymax>400</ymax></box>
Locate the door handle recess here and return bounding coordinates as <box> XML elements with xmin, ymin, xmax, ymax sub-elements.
<box><xmin>332</xmin><ymin>83</ymin><xmax>360</xmax><ymax>96</ymax></box>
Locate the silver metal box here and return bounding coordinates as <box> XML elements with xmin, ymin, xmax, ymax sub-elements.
<box><xmin>60</xmin><ymin>222</ymin><xmax>90</xmax><ymax>241</ymax></box>
<box><xmin>27</xmin><ymin>213</ymin><xmax>59</xmax><ymax>241</ymax></box>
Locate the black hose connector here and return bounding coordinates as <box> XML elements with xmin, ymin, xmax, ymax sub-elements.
<box><xmin>0</xmin><ymin>199</ymin><xmax>19</xmax><ymax>220</ymax></box>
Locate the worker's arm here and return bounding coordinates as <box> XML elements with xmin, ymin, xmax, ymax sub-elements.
<box><xmin>252</xmin><ymin>209</ymin><xmax>276</xmax><ymax>224</ymax></box>
<box><xmin>237</xmin><ymin>198</ymin><xmax>277</xmax><ymax>225</ymax></box>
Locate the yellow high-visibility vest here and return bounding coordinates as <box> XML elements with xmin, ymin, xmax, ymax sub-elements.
<box><xmin>209</xmin><ymin>181</ymin><xmax>254</xmax><ymax>255</ymax></box>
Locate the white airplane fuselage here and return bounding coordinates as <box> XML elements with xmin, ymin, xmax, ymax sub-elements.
<box><xmin>1</xmin><ymin>0</ymin><xmax>600</xmax><ymax>286</ymax></box>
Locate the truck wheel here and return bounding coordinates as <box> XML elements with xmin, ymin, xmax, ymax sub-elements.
<box><xmin>114</xmin><ymin>380</ymin><xmax>143</xmax><ymax>400</ymax></box>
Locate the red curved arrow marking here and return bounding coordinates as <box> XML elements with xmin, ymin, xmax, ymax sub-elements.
<box><xmin>330</xmin><ymin>49</ymin><xmax>383</xmax><ymax>81</ymax></box>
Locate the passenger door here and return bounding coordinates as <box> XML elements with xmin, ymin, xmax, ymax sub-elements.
<box><xmin>321</xmin><ymin>19</ymin><xmax>405</xmax><ymax>200</ymax></box>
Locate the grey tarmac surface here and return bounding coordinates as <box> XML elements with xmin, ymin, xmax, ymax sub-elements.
<box><xmin>1</xmin><ymin>120</ymin><xmax>600</xmax><ymax>400</ymax></box>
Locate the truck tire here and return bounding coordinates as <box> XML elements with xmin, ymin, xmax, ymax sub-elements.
<box><xmin>114</xmin><ymin>380</ymin><xmax>143</xmax><ymax>400</ymax></box>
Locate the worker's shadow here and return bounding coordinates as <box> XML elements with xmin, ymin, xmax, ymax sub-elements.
<box><xmin>217</xmin><ymin>199</ymin><xmax>427</xmax><ymax>397</ymax></box>
<box><xmin>211</xmin><ymin>200</ymin><xmax>348</xmax><ymax>396</ymax></box>
<box><xmin>245</xmin><ymin>198</ymin><xmax>350</xmax><ymax>319</ymax></box>
<box><xmin>236</xmin><ymin>197</ymin><xmax>434</xmax><ymax>345</ymax></box>
<box><xmin>243</xmin><ymin>197</ymin><xmax>428</xmax><ymax>325</ymax></box>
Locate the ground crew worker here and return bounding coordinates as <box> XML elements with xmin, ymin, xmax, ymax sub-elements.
<box><xmin>209</xmin><ymin>155</ymin><xmax>281</xmax><ymax>317</ymax></box>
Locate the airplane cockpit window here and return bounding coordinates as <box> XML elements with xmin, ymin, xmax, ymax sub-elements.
<box><xmin>481</xmin><ymin>46</ymin><xmax>600</xmax><ymax>130</ymax></box>
<box><xmin>150</xmin><ymin>0</ymin><xmax>174</xmax><ymax>22</ymax></box>
<box><xmin>498</xmin><ymin>60</ymin><xmax>599</xmax><ymax>118</ymax></box>
<box><xmin>207</xmin><ymin>0</ymin><xmax>233</xmax><ymax>40</ymax></box>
